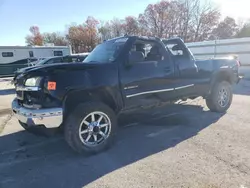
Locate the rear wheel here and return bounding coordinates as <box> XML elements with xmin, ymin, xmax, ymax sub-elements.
<box><xmin>206</xmin><ymin>81</ymin><xmax>233</xmax><ymax>113</ymax></box>
<box><xmin>64</xmin><ymin>102</ymin><xmax>117</xmax><ymax>154</ymax></box>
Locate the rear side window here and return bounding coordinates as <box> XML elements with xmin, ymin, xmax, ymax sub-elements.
<box><xmin>54</xmin><ymin>51</ymin><xmax>63</xmax><ymax>56</ymax></box>
<box><xmin>165</xmin><ymin>43</ymin><xmax>184</xmax><ymax>56</ymax></box>
<box><xmin>2</xmin><ymin>52</ymin><xmax>14</xmax><ymax>57</ymax></box>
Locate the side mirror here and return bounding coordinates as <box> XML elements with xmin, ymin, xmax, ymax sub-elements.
<box><xmin>128</xmin><ymin>51</ymin><xmax>144</xmax><ymax>64</ymax></box>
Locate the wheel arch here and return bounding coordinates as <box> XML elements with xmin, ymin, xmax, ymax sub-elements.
<box><xmin>209</xmin><ymin>70</ymin><xmax>234</xmax><ymax>94</ymax></box>
<box><xmin>62</xmin><ymin>87</ymin><xmax>123</xmax><ymax>121</ymax></box>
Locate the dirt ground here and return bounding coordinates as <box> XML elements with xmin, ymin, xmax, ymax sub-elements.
<box><xmin>0</xmin><ymin>77</ymin><xmax>250</xmax><ymax>188</ymax></box>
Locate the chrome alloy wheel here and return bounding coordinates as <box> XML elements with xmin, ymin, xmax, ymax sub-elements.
<box><xmin>217</xmin><ymin>87</ymin><xmax>229</xmax><ymax>108</ymax></box>
<box><xmin>79</xmin><ymin>111</ymin><xmax>111</xmax><ymax>147</ymax></box>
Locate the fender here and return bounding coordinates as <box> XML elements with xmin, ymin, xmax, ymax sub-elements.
<box><xmin>62</xmin><ymin>86</ymin><xmax>123</xmax><ymax>120</ymax></box>
<box><xmin>209</xmin><ymin>68</ymin><xmax>235</xmax><ymax>94</ymax></box>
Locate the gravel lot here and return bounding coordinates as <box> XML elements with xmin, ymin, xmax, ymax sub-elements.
<box><xmin>0</xmin><ymin>77</ymin><xmax>249</xmax><ymax>188</ymax></box>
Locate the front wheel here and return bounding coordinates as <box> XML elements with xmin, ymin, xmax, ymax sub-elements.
<box><xmin>64</xmin><ymin>102</ymin><xmax>117</xmax><ymax>154</ymax></box>
<box><xmin>206</xmin><ymin>81</ymin><xmax>233</xmax><ymax>113</ymax></box>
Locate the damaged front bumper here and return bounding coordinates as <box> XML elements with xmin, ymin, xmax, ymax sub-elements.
<box><xmin>12</xmin><ymin>98</ymin><xmax>63</xmax><ymax>129</ymax></box>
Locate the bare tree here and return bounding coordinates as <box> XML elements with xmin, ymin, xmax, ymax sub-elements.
<box><xmin>176</xmin><ymin>0</ymin><xmax>200</xmax><ymax>41</ymax></box>
<box><xmin>143</xmin><ymin>1</ymin><xmax>171</xmax><ymax>38</ymax></box>
<box><xmin>110</xmin><ymin>18</ymin><xmax>125</xmax><ymax>37</ymax></box>
<box><xmin>190</xmin><ymin>0</ymin><xmax>220</xmax><ymax>41</ymax></box>
<box><xmin>138</xmin><ymin>14</ymin><xmax>150</xmax><ymax>36</ymax></box>
<box><xmin>123</xmin><ymin>16</ymin><xmax>139</xmax><ymax>35</ymax></box>
<box><xmin>98</xmin><ymin>21</ymin><xmax>112</xmax><ymax>41</ymax></box>
<box><xmin>140</xmin><ymin>0</ymin><xmax>220</xmax><ymax>41</ymax></box>
<box><xmin>24</xmin><ymin>0</ymin><xmax>234</xmax><ymax>49</ymax></box>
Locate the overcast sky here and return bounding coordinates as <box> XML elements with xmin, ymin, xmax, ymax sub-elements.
<box><xmin>0</xmin><ymin>0</ymin><xmax>248</xmax><ymax>46</ymax></box>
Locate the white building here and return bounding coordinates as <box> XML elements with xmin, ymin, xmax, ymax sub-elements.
<box><xmin>186</xmin><ymin>37</ymin><xmax>250</xmax><ymax>66</ymax></box>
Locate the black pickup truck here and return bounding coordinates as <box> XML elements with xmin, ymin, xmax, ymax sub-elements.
<box><xmin>12</xmin><ymin>36</ymin><xmax>241</xmax><ymax>154</ymax></box>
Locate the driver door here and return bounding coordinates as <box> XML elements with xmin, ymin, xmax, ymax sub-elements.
<box><xmin>120</xmin><ymin>39</ymin><xmax>176</xmax><ymax>110</ymax></box>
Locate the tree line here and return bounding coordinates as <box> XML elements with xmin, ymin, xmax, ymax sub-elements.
<box><xmin>25</xmin><ymin>0</ymin><xmax>250</xmax><ymax>53</ymax></box>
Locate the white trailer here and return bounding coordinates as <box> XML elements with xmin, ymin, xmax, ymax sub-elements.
<box><xmin>186</xmin><ymin>37</ymin><xmax>250</xmax><ymax>66</ymax></box>
<box><xmin>0</xmin><ymin>46</ymin><xmax>71</xmax><ymax>65</ymax></box>
<box><xmin>0</xmin><ymin>46</ymin><xmax>71</xmax><ymax>76</ymax></box>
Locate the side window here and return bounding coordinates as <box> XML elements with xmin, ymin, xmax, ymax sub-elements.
<box><xmin>29</xmin><ymin>51</ymin><xmax>34</xmax><ymax>57</ymax></box>
<box><xmin>129</xmin><ymin>40</ymin><xmax>164</xmax><ymax>63</ymax></box>
<box><xmin>2</xmin><ymin>52</ymin><xmax>14</xmax><ymax>57</ymax></box>
<box><xmin>54</xmin><ymin>51</ymin><xmax>63</xmax><ymax>56</ymax></box>
<box><xmin>166</xmin><ymin>43</ymin><xmax>184</xmax><ymax>56</ymax></box>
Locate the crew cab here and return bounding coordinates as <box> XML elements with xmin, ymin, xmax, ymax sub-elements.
<box><xmin>12</xmin><ymin>36</ymin><xmax>241</xmax><ymax>154</ymax></box>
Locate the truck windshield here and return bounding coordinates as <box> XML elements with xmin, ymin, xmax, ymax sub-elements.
<box><xmin>83</xmin><ymin>38</ymin><xmax>127</xmax><ymax>64</ymax></box>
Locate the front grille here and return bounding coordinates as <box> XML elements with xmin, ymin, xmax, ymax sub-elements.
<box><xmin>16</xmin><ymin>77</ymin><xmax>25</xmax><ymax>85</ymax></box>
<box><xmin>22</xmin><ymin>91</ymin><xmax>45</xmax><ymax>107</ymax></box>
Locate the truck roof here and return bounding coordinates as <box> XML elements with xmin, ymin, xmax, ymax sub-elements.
<box><xmin>105</xmin><ymin>35</ymin><xmax>161</xmax><ymax>43</ymax></box>
<box><xmin>161</xmin><ymin>37</ymin><xmax>184</xmax><ymax>44</ymax></box>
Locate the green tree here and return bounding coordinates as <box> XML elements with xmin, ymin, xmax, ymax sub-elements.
<box><xmin>236</xmin><ymin>22</ymin><xmax>250</xmax><ymax>38</ymax></box>
<box><xmin>211</xmin><ymin>17</ymin><xmax>238</xmax><ymax>39</ymax></box>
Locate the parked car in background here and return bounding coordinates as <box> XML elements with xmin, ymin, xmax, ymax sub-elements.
<box><xmin>32</xmin><ymin>54</ymin><xmax>89</xmax><ymax>66</ymax></box>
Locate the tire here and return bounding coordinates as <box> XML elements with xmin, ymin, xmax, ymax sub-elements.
<box><xmin>206</xmin><ymin>81</ymin><xmax>233</xmax><ymax>113</ymax></box>
<box><xmin>64</xmin><ymin>102</ymin><xmax>117</xmax><ymax>154</ymax></box>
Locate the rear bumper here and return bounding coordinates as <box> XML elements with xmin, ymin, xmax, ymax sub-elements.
<box><xmin>12</xmin><ymin>98</ymin><xmax>63</xmax><ymax>129</ymax></box>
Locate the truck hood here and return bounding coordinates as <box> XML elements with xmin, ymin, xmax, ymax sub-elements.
<box><xmin>15</xmin><ymin>65</ymin><xmax>41</xmax><ymax>74</ymax></box>
<box><xmin>21</xmin><ymin>62</ymin><xmax>103</xmax><ymax>77</ymax></box>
